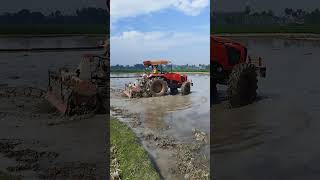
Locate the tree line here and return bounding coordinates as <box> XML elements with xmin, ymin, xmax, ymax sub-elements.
<box><xmin>0</xmin><ymin>8</ymin><xmax>108</xmax><ymax>24</ymax></box>
<box><xmin>111</xmin><ymin>64</ymin><xmax>210</xmax><ymax>72</ymax></box>
<box><xmin>213</xmin><ymin>7</ymin><xmax>320</xmax><ymax>26</ymax></box>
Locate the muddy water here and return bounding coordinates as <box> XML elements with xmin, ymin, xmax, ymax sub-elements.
<box><xmin>0</xmin><ymin>36</ymin><xmax>103</xmax><ymax>49</ymax></box>
<box><xmin>0</xmin><ymin>36</ymin><xmax>107</xmax><ymax>179</ymax></box>
<box><xmin>111</xmin><ymin>74</ymin><xmax>210</xmax><ymax>179</ymax></box>
<box><xmin>111</xmin><ymin>74</ymin><xmax>210</xmax><ymax>138</ymax></box>
<box><xmin>213</xmin><ymin>37</ymin><xmax>320</xmax><ymax>180</ymax></box>
<box><xmin>0</xmin><ymin>37</ymin><xmax>103</xmax><ymax>88</ymax></box>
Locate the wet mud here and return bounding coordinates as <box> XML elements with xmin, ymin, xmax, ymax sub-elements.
<box><xmin>0</xmin><ymin>88</ymin><xmax>107</xmax><ymax>179</ymax></box>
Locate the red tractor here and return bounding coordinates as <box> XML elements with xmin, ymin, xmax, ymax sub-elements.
<box><xmin>123</xmin><ymin>60</ymin><xmax>193</xmax><ymax>98</ymax></box>
<box><xmin>211</xmin><ymin>36</ymin><xmax>266</xmax><ymax>107</ymax></box>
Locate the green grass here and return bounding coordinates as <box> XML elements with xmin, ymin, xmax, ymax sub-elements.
<box><xmin>0</xmin><ymin>24</ymin><xmax>107</xmax><ymax>35</ymax></box>
<box><xmin>0</xmin><ymin>171</ymin><xmax>19</xmax><ymax>180</ymax></box>
<box><xmin>212</xmin><ymin>24</ymin><xmax>320</xmax><ymax>34</ymax></box>
<box><xmin>110</xmin><ymin>117</ymin><xmax>160</xmax><ymax>180</ymax></box>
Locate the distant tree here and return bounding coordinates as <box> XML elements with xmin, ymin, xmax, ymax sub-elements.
<box><xmin>285</xmin><ymin>8</ymin><xmax>293</xmax><ymax>17</ymax></box>
<box><xmin>267</xmin><ymin>10</ymin><xmax>274</xmax><ymax>17</ymax></box>
<box><xmin>14</xmin><ymin>9</ymin><xmax>31</xmax><ymax>23</ymax></box>
<box><xmin>30</xmin><ymin>12</ymin><xmax>45</xmax><ymax>23</ymax></box>
<box><xmin>244</xmin><ymin>5</ymin><xmax>251</xmax><ymax>15</ymax></box>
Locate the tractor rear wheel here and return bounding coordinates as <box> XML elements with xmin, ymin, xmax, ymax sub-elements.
<box><xmin>181</xmin><ymin>81</ymin><xmax>191</xmax><ymax>95</ymax></box>
<box><xmin>228</xmin><ymin>63</ymin><xmax>257</xmax><ymax>108</ymax></box>
<box><xmin>150</xmin><ymin>78</ymin><xmax>168</xmax><ymax>97</ymax></box>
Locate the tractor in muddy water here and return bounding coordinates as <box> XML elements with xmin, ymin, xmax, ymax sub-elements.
<box><xmin>211</xmin><ymin>36</ymin><xmax>267</xmax><ymax>108</ymax></box>
<box><xmin>46</xmin><ymin>39</ymin><xmax>109</xmax><ymax>116</ymax></box>
<box><xmin>123</xmin><ymin>60</ymin><xmax>193</xmax><ymax>98</ymax></box>
<box><xmin>44</xmin><ymin>1</ymin><xmax>110</xmax><ymax>116</ymax></box>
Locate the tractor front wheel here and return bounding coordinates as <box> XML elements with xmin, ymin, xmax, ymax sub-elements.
<box><xmin>181</xmin><ymin>81</ymin><xmax>191</xmax><ymax>95</ymax></box>
<box><xmin>150</xmin><ymin>78</ymin><xmax>168</xmax><ymax>97</ymax></box>
<box><xmin>228</xmin><ymin>63</ymin><xmax>258</xmax><ymax>108</ymax></box>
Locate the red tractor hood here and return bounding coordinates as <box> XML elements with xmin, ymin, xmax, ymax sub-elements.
<box><xmin>211</xmin><ymin>36</ymin><xmax>246</xmax><ymax>47</ymax></box>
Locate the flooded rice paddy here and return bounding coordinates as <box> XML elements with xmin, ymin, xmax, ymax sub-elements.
<box><xmin>111</xmin><ymin>73</ymin><xmax>210</xmax><ymax>179</ymax></box>
<box><xmin>213</xmin><ymin>37</ymin><xmax>320</xmax><ymax>180</ymax></box>
<box><xmin>0</xmin><ymin>36</ymin><xmax>107</xmax><ymax>179</ymax></box>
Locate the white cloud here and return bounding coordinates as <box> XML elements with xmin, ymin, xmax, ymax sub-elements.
<box><xmin>111</xmin><ymin>0</ymin><xmax>209</xmax><ymax>22</ymax></box>
<box><xmin>174</xmin><ymin>0</ymin><xmax>209</xmax><ymax>16</ymax></box>
<box><xmin>111</xmin><ymin>30</ymin><xmax>209</xmax><ymax>65</ymax></box>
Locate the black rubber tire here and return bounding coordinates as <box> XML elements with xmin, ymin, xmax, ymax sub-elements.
<box><xmin>150</xmin><ymin>78</ymin><xmax>168</xmax><ymax>97</ymax></box>
<box><xmin>181</xmin><ymin>81</ymin><xmax>191</xmax><ymax>95</ymax></box>
<box><xmin>170</xmin><ymin>88</ymin><xmax>179</xmax><ymax>95</ymax></box>
<box><xmin>227</xmin><ymin>63</ymin><xmax>258</xmax><ymax>108</ymax></box>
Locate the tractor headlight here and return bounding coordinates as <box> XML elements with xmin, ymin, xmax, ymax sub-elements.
<box><xmin>217</xmin><ymin>67</ymin><xmax>223</xmax><ymax>72</ymax></box>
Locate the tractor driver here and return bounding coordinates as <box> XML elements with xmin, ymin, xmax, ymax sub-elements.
<box><xmin>152</xmin><ymin>65</ymin><xmax>159</xmax><ymax>74</ymax></box>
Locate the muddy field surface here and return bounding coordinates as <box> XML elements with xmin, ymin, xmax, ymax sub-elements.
<box><xmin>213</xmin><ymin>37</ymin><xmax>320</xmax><ymax>180</ymax></box>
<box><xmin>0</xmin><ymin>36</ymin><xmax>107</xmax><ymax>179</ymax></box>
<box><xmin>111</xmin><ymin>74</ymin><xmax>210</xmax><ymax>180</ymax></box>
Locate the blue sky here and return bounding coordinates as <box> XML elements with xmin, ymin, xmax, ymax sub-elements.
<box><xmin>110</xmin><ymin>0</ymin><xmax>210</xmax><ymax>66</ymax></box>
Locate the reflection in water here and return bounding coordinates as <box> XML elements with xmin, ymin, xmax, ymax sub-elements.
<box><xmin>212</xmin><ymin>106</ymin><xmax>265</xmax><ymax>153</ymax></box>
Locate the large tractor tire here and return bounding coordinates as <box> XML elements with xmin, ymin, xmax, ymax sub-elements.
<box><xmin>181</xmin><ymin>81</ymin><xmax>191</xmax><ymax>95</ymax></box>
<box><xmin>170</xmin><ymin>88</ymin><xmax>179</xmax><ymax>95</ymax></box>
<box><xmin>150</xmin><ymin>78</ymin><xmax>168</xmax><ymax>97</ymax></box>
<box><xmin>227</xmin><ymin>63</ymin><xmax>258</xmax><ymax>108</ymax></box>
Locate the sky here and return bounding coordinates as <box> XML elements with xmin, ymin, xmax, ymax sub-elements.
<box><xmin>110</xmin><ymin>0</ymin><xmax>210</xmax><ymax>66</ymax></box>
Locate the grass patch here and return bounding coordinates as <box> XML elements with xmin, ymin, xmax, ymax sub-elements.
<box><xmin>110</xmin><ymin>117</ymin><xmax>160</xmax><ymax>180</ymax></box>
<box><xmin>0</xmin><ymin>172</ymin><xmax>10</xmax><ymax>180</ymax></box>
<box><xmin>0</xmin><ymin>24</ymin><xmax>107</xmax><ymax>35</ymax></box>
<box><xmin>0</xmin><ymin>171</ymin><xmax>20</xmax><ymax>180</ymax></box>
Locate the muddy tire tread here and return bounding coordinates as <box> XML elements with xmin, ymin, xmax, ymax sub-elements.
<box><xmin>181</xmin><ymin>81</ymin><xmax>191</xmax><ymax>95</ymax></box>
<box><xmin>227</xmin><ymin>63</ymin><xmax>258</xmax><ymax>108</ymax></box>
